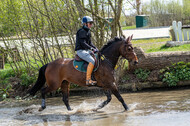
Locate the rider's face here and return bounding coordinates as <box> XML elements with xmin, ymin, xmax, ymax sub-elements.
<box><xmin>87</xmin><ymin>22</ymin><xmax>93</xmax><ymax>29</ymax></box>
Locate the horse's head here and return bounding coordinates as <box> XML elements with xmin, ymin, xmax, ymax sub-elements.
<box><xmin>120</xmin><ymin>35</ymin><xmax>138</xmax><ymax>65</ymax></box>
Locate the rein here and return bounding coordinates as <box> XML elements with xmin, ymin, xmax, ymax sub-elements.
<box><xmin>97</xmin><ymin>40</ymin><xmax>133</xmax><ymax>69</ymax></box>
<box><xmin>98</xmin><ymin>52</ymin><xmax>118</xmax><ymax>68</ymax></box>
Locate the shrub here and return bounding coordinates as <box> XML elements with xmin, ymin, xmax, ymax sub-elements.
<box><xmin>0</xmin><ymin>69</ymin><xmax>15</xmax><ymax>80</ymax></box>
<box><xmin>134</xmin><ymin>68</ymin><xmax>150</xmax><ymax>81</ymax></box>
<box><xmin>0</xmin><ymin>84</ymin><xmax>11</xmax><ymax>100</ymax></box>
<box><xmin>20</xmin><ymin>73</ymin><xmax>36</xmax><ymax>86</ymax></box>
<box><xmin>161</xmin><ymin>62</ymin><xmax>190</xmax><ymax>86</ymax></box>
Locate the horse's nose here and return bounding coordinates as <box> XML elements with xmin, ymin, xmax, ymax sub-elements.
<box><xmin>133</xmin><ymin>55</ymin><xmax>138</xmax><ymax>65</ymax></box>
<box><xmin>134</xmin><ymin>60</ymin><xmax>138</xmax><ymax>65</ymax></box>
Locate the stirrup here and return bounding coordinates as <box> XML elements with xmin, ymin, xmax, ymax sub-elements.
<box><xmin>86</xmin><ymin>79</ymin><xmax>97</xmax><ymax>86</ymax></box>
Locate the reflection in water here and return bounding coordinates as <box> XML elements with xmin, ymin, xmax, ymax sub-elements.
<box><xmin>1</xmin><ymin>88</ymin><xmax>190</xmax><ymax>126</ymax></box>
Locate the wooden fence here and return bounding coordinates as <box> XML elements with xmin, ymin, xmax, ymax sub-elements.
<box><xmin>172</xmin><ymin>21</ymin><xmax>190</xmax><ymax>41</ymax></box>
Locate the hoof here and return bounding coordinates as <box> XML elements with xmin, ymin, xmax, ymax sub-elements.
<box><xmin>38</xmin><ymin>106</ymin><xmax>46</xmax><ymax>111</ymax></box>
<box><xmin>91</xmin><ymin>108</ymin><xmax>99</xmax><ymax>112</ymax></box>
<box><xmin>92</xmin><ymin>109</ymin><xmax>98</xmax><ymax>112</ymax></box>
<box><xmin>124</xmin><ymin>107</ymin><xmax>129</xmax><ymax>112</ymax></box>
<box><xmin>68</xmin><ymin>108</ymin><xmax>73</xmax><ymax>111</ymax></box>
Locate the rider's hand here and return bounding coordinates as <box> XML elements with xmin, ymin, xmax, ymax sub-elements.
<box><xmin>91</xmin><ymin>48</ymin><xmax>96</xmax><ymax>53</ymax></box>
<box><xmin>91</xmin><ymin>48</ymin><xmax>98</xmax><ymax>53</ymax></box>
<box><xmin>95</xmin><ymin>48</ymin><xmax>99</xmax><ymax>52</ymax></box>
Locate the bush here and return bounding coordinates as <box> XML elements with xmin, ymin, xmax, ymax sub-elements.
<box><xmin>160</xmin><ymin>62</ymin><xmax>190</xmax><ymax>86</ymax></box>
<box><xmin>0</xmin><ymin>84</ymin><xmax>11</xmax><ymax>100</ymax></box>
<box><xmin>0</xmin><ymin>69</ymin><xmax>15</xmax><ymax>80</ymax></box>
<box><xmin>20</xmin><ymin>73</ymin><xmax>36</xmax><ymax>86</ymax></box>
<box><xmin>134</xmin><ymin>68</ymin><xmax>150</xmax><ymax>81</ymax></box>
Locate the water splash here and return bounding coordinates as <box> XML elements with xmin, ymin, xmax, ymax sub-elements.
<box><xmin>66</xmin><ymin>100</ymin><xmax>104</xmax><ymax>114</ymax></box>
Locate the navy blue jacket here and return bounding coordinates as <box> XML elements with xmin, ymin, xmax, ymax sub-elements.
<box><xmin>75</xmin><ymin>25</ymin><xmax>96</xmax><ymax>51</ymax></box>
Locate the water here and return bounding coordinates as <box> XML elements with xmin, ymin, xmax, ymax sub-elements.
<box><xmin>1</xmin><ymin>88</ymin><xmax>190</xmax><ymax>126</ymax></box>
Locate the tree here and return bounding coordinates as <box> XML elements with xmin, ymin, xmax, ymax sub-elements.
<box><xmin>0</xmin><ymin>0</ymin><xmax>126</xmax><ymax>77</ymax></box>
<box><xmin>183</xmin><ymin>0</ymin><xmax>190</xmax><ymax>18</ymax></box>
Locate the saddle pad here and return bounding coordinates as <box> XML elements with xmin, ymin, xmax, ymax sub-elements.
<box><xmin>73</xmin><ymin>54</ymin><xmax>99</xmax><ymax>73</ymax></box>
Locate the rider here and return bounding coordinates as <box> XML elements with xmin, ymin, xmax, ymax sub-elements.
<box><xmin>75</xmin><ymin>16</ymin><xmax>98</xmax><ymax>86</ymax></box>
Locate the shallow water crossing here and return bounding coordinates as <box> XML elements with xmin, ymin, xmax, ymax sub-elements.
<box><xmin>1</xmin><ymin>88</ymin><xmax>190</xmax><ymax>126</ymax></box>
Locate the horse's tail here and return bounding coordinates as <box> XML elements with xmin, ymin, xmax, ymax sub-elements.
<box><xmin>28</xmin><ymin>64</ymin><xmax>48</xmax><ymax>96</ymax></box>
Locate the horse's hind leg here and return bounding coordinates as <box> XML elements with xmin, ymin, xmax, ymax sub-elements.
<box><xmin>96</xmin><ymin>90</ymin><xmax>112</xmax><ymax>110</ymax></box>
<box><xmin>61</xmin><ymin>80</ymin><xmax>71</xmax><ymax>111</ymax></box>
<box><xmin>39</xmin><ymin>84</ymin><xmax>59</xmax><ymax>111</ymax></box>
<box><xmin>39</xmin><ymin>87</ymin><xmax>49</xmax><ymax>111</ymax></box>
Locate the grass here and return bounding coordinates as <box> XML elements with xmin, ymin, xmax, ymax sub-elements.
<box><xmin>147</xmin><ymin>44</ymin><xmax>190</xmax><ymax>53</ymax></box>
<box><xmin>132</xmin><ymin>38</ymin><xmax>171</xmax><ymax>44</ymax></box>
<box><xmin>132</xmin><ymin>37</ymin><xmax>190</xmax><ymax>53</ymax></box>
<box><xmin>122</xmin><ymin>25</ymin><xmax>136</xmax><ymax>30</ymax></box>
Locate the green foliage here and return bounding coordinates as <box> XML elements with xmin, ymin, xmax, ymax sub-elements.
<box><xmin>134</xmin><ymin>68</ymin><xmax>150</xmax><ymax>81</ymax></box>
<box><xmin>0</xmin><ymin>66</ymin><xmax>37</xmax><ymax>88</ymax></box>
<box><xmin>0</xmin><ymin>0</ymin><xmax>23</xmax><ymax>36</ymax></box>
<box><xmin>183</xmin><ymin>0</ymin><xmax>190</xmax><ymax>19</ymax></box>
<box><xmin>0</xmin><ymin>69</ymin><xmax>15</xmax><ymax>80</ymax></box>
<box><xmin>0</xmin><ymin>66</ymin><xmax>37</xmax><ymax>100</ymax></box>
<box><xmin>70</xmin><ymin>83</ymin><xmax>79</xmax><ymax>89</ymax></box>
<box><xmin>144</xmin><ymin>0</ymin><xmax>183</xmax><ymax>27</ymax></box>
<box><xmin>0</xmin><ymin>84</ymin><xmax>11</xmax><ymax>100</ymax></box>
<box><xmin>20</xmin><ymin>73</ymin><xmax>36</xmax><ymax>86</ymax></box>
<box><xmin>160</xmin><ymin>62</ymin><xmax>190</xmax><ymax>86</ymax></box>
<box><xmin>0</xmin><ymin>69</ymin><xmax>13</xmax><ymax>100</ymax></box>
<box><xmin>121</xmin><ymin>74</ymin><xmax>130</xmax><ymax>82</ymax></box>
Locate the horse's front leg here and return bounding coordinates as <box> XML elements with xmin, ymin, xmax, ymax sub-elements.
<box><xmin>96</xmin><ymin>89</ymin><xmax>112</xmax><ymax>110</ymax></box>
<box><xmin>61</xmin><ymin>81</ymin><xmax>72</xmax><ymax>111</ymax></box>
<box><xmin>111</xmin><ymin>84</ymin><xmax>129</xmax><ymax>111</ymax></box>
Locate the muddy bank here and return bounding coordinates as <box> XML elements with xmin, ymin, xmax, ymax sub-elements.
<box><xmin>3</xmin><ymin>79</ymin><xmax>190</xmax><ymax>100</ymax></box>
<box><xmin>70</xmin><ymin>80</ymin><xmax>190</xmax><ymax>94</ymax></box>
<box><xmin>2</xmin><ymin>68</ymin><xmax>190</xmax><ymax>99</ymax></box>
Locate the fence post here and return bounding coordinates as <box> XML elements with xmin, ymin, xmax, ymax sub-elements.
<box><xmin>183</xmin><ymin>29</ymin><xmax>188</xmax><ymax>41</ymax></box>
<box><xmin>172</xmin><ymin>21</ymin><xmax>178</xmax><ymax>41</ymax></box>
<box><xmin>178</xmin><ymin>21</ymin><xmax>183</xmax><ymax>41</ymax></box>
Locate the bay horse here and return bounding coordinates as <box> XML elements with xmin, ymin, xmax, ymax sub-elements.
<box><xmin>28</xmin><ymin>35</ymin><xmax>138</xmax><ymax>111</ymax></box>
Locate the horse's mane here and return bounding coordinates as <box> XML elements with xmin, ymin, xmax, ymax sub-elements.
<box><xmin>100</xmin><ymin>37</ymin><xmax>125</xmax><ymax>52</ymax></box>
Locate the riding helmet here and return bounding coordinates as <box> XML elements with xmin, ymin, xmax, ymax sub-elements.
<box><xmin>82</xmin><ymin>16</ymin><xmax>93</xmax><ymax>24</ymax></box>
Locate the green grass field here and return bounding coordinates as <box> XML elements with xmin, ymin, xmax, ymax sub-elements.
<box><xmin>133</xmin><ymin>38</ymin><xmax>190</xmax><ymax>53</ymax></box>
<box><xmin>122</xmin><ymin>25</ymin><xmax>136</xmax><ymax>30</ymax></box>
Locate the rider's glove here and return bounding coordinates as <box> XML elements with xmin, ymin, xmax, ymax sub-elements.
<box><xmin>91</xmin><ymin>47</ymin><xmax>98</xmax><ymax>53</ymax></box>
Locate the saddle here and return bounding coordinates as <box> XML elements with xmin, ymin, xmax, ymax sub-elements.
<box><xmin>73</xmin><ymin>52</ymin><xmax>99</xmax><ymax>73</ymax></box>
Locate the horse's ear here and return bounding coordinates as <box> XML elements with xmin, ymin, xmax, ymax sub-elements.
<box><xmin>127</xmin><ymin>34</ymin><xmax>133</xmax><ymax>43</ymax></box>
<box><xmin>131</xmin><ymin>34</ymin><xmax>133</xmax><ymax>40</ymax></box>
<box><xmin>126</xmin><ymin>36</ymin><xmax>130</xmax><ymax>43</ymax></box>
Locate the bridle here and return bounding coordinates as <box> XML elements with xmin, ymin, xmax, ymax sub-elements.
<box><xmin>98</xmin><ymin>42</ymin><xmax>134</xmax><ymax>68</ymax></box>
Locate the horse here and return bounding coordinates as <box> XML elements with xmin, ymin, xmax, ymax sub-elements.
<box><xmin>28</xmin><ymin>35</ymin><xmax>138</xmax><ymax>111</ymax></box>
